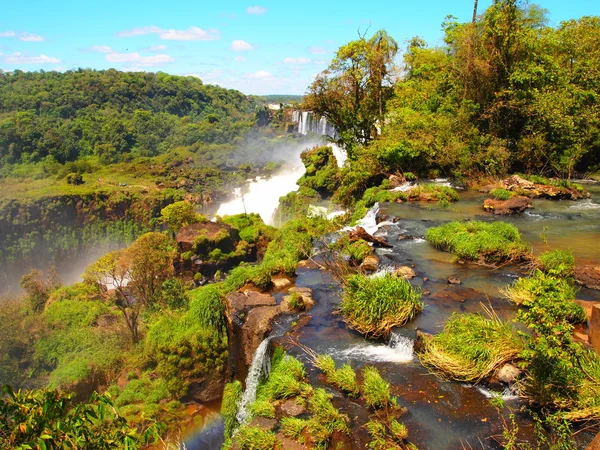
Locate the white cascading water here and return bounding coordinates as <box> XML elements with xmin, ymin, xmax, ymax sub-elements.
<box><xmin>235</xmin><ymin>338</ymin><xmax>272</xmax><ymax>426</ymax></box>
<box><xmin>343</xmin><ymin>203</ymin><xmax>380</xmax><ymax>236</ymax></box>
<box><xmin>334</xmin><ymin>331</ymin><xmax>414</xmax><ymax>363</ymax></box>
<box><xmin>215</xmin><ymin>166</ymin><xmax>305</xmax><ymax>225</ymax></box>
<box><xmin>291</xmin><ymin>110</ymin><xmax>346</xmax><ymax>167</ymax></box>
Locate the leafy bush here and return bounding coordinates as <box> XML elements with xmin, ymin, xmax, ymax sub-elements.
<box><xmin>490</xmin><ymin>188</ymin><xmax>514</xmax><ymax>200</ymax></box>
<box><xmin>406</xmin><ymin>184</ymin><xmax>459</xmax><ymax>202</ymax></box>
<box><xmin>538</xmin><ymin>249</ymin><xmax>575</xmax><ymax>277</ymax></box>
<box><xmin>362</xmin><ymin>366</ymin><xmax>395</xmax><ymax>409</ymax></box>
<box><xmin>418</xmin><ymin>312</ymin><xmax>524</xmax><ymax>382</ymax></box>
<box><xmin>425</xmin><ymin>220</ymin><xmax>530</xmax><ymax>263</ymax></box>
<box><xmin>341</xmin><ymin>273</ymin><xmax>422</xmax><ymax>337</ymax></box>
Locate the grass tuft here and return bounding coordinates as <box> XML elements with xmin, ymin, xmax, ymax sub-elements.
<box><xmin>362</xmin><ymin>366</ymin><xmax>395</xmax><ymax>409</ymax></box>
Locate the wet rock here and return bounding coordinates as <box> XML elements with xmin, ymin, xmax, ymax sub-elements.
<box><xmin>275</xmin><ymin>434</ymin><xmax>308</xmax><ymax>450</ymax></box>
<box><xmin>502</xmin><ymin>175</ymin><xmax>535</xmax><ymax>190</ymax></box>
<box><xmin>348</xmin><ymin>226</ymin><xmax>392</xmax><ymax>248</ymax></box>
<box><xmin>248</xmin><ymin>417</ymin><xmax>277</xmax><ymax>431</ymax></box>
<box><xmin>280</xmin><ymin>399</ymin><xmax>307</xmax><ymax>417</ymax></box>
<box><xmin>422</xmin><ymin>290</ymin><xmax>431</xmax><ymax>296</ymax></box>
<box><xmin>271</xmin><ymin>274</ymin><xmax>294</xmax><ymax>290</ymax></box>
<box><xmin>242</xmin><ymin>306</ymin><xmax>281</xmax><ymax>366</ymax></box>
<box><xmin>226</xmin><ymin>291</ymin><xmax>277</xmax><ymax>313</ymax></box>
<box><xmin>575</xmin><ymin>265</ymin><xmax>600</xmax><ymax>290</ymax></box>
<box><xmin>394</xmin><ymin>266</ymin><xmax>416</xmax><ymax>279</ymax></box>
<box><xmin>447</xmin><ymin>277</ymin><xmax>461</xmax><ymax>285</ymax></box>
<box><xmin>389</xmin><ymin>174</ymin><xmax>406</xmax><ymax>187</ymax></box>
<box><xmin>360</xmin><ymin>255</ymin><xmax>380</xmax><ymax>273</ymax></box>
<box><xmin>186</xmin><ymin>374</ymin><xmax>225</xmax><ymax>403</ymax></box>
<box><xmin>297</xmin><ymin>259</ymin><xmax>321</xmax><ymax>270</ymax></box>
<box><xmin>497</xmin><ymin>364</ymin><xmax>521</xmax><ymax>384</ymax></box>
<box><xmin>590</xmin><ymin>305</ymin><xmax>600</xmax><ymax>355</ymax></box>
<box><xmin>483</xmin><ymin>196</ymin><xmax>532</xmax><ymax>215</ymax></box>
<box><xmin>423</xmin><ymin>277</ymin><xmax>428</xmax><ymax>281</ymax></box>
<box><xmin>289</xmin><ymin>287</ymin><xmax>315</xmax><ymax>310</ymax></box>
<box><xmin>573</xmin><ymin>331</ymin><xmax>589</xmax><ymax>344</ymax></box>
<box><xmin>431</xmin><ymin>286</ymin><xmax>483</xmax><ymax>303</ymax></box>
<box><xmin>414</xmin><ymin>329</ymin><xmax>433</xmax><ymax>353</ymax></box>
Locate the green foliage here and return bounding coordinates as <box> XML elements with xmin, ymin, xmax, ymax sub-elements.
<box><xmin>248</xmin><ymin>400</ymin><xmax>276</xmax><ymax>419</ymax></box>
<box><xmin>406</xmin><ymin>184</ymin><xmax>459</xmax><ymax>202</ymax></box>
<box><xmin>297</xmin><ymin>146</ymin><xmax>340</xmax><ymax>198</ymax></box>
<box><xmin>234</xmin><ymin>425</ymin><xmax>277</xmax><ymax>450</ymax></box>
<box><xmin>160</xmin><ymin>278</ymin><xmax>189</xmax><ymax>310</ymax></box>
<box><xmin>425</xmin><ymin>220</ymin><xmax>530</xmax><ymax>263</ymax></box>
<box><xmin>221</xmin><ymin>213</ymin><xmax>276</xmax><ymax>245</ymax></box>
<box><xmin>341</xmin><ymin>273</ymin><xmax>423</xmax><ymax>337</ymax></box>
<box><xmin>366</xmin><ymin>419</ymin><xmax>409</xmax><ymax>450</ymax></box>
<box><xmin>418</xmin><ymin>312</ymin><xmax>525</xmax><ymax>382</ymax></box>
<box><xmin>314</xmin><ymin>354</ymin><xmax>360</xmax><ymax>397</ymax></box>
<box><xmin>361</xmin><ymin>366</ymin><xmax>395</xmax><ymax>409</ymax></box>
<box><xmin>221</xmin><ymin>381</ymin><xmax>243</xmax><ymax>441</ymax></box>
<box><xmin>538</xmin><ymin>249</ymin><xmax>576</xmax><ymax>277</ymax></box>
<box><xmin>490</xmin><ymin>188</ymin><xmax>514</xmax><ymax>200</ymax></box>
<box><xmin>160</xmin><ymin>201</ymin><xmax>203</xmax><ymax>234</ymax></box>
<box><xmin>0</xmin><ymin>385</ymin><xmax>159</xmax><ymax>449</ymax></box>
<box><xmin>280</xmin><ymin>417</ymin><xmax>308</xmax><ymax>441</ymax></box>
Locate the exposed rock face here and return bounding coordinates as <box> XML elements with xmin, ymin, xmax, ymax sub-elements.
<box><xmin>271</xmin><ymin>274</ymin><xmax>294</xmax><ymax>290</ymax></box>
<box><xmin>394</xmin><ymin>266</ymin><xmax>416</xmax><ymax>279</ymax></box>
<box><xmin>501</xmin><ymin>175</ymin><xmax>589</xmax><ymax>200</ymax></box>
<box><xmin>187</xmin><ymin>374</ymin><xmax>225</xmax><ymax>403</ymax></box>
<box><xmin>348</xmin><ymin>226</ymin><xmax>392</xmax><ymax>248</ymax></box>
<box><xmin>591</xmin><ymin>305</ymin><xmax>600</xmax><ymax>355</ymax></box>
<box><xmin>576</xmin><ymin>265</ymin><xmax>600</xmax><ymax>290</ymax></box>
<box><xmin>483</xmin><ymin>196</ymin><xmax>532</xmax><ymax>215</ymax></box>
<box><xmin>388</xmin><ymin>174</ymin><xmax>406</xmax><ymax>187</ymax></box>
<box><xmin>497</xmin><ymin>363</ymin><xmax>521</xmax><ymax>384</ymax></box>
<box><xmin>586</xmin><ymin>431</ymin><xmax>600</xmax><ymax>450</ymax></box>
<box><xmin>177</xmin><ymin>221</ymin><xmax>238</xmax><ymax>253</ymax></box>
<box><xmin>281</xmin><ymin>287</ymin><xmax>315</xmax><ymax>313</ymax></box>
<box><xmin>360</xmin><ymin>255</ymin><xmax>379</xmax><ymax>273</ymax></box>
<box><xmin>503</xmin><ymin>175</ymin><xmax>535</xmax><ymax>190</ymax></box>
<box><xmin>280</xmin><ymin>399</ymin><xmax>307</xmax><ymax>417</ymax></box>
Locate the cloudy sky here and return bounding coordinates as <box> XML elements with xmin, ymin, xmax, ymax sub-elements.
<box><xmin>1</xmin><ymin>0</ymin><xmax>598</xmax><ymax>95</ymax></box>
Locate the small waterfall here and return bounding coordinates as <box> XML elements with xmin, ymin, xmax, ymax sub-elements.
<box><xmin>342</xmin><ymin>203</ymin><xmax>380</xmax><ymax>236</ymax></box>
<box><xmin>331</xmin><ymin>331</ymin><xmax>415</xmax><ymax>363</ymax></box>
<box><xmin>235</xmin><ymin>338</ymin><xmax>272</xmax><ymax>425</ymax></box>
<box><xmin>387</xmin><ymin>332</ymin><xmax>414</xmax><ymax>361</ymax></box>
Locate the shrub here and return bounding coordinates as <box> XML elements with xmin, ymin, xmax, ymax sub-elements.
<box><xmin>538</xmin><ymin>249</ymin><xmax>575</xmax><ymax>277</ymax></box>
<box><xmin>280</xmin><ymin>417</ymin><xmax>308</xmax><ymax>441</ymax></box>
<box><xmin>248</xmin><ymin>400</ymin><xmax>275</xmax><ymax>419</ymax></box>
<box><xmin>187</xmin><ymin>284</ymin><xmax>227</xmax><ymax>335</ymax></box>
<box><xmin>235</xmin><ymin>425</ymin><xmax>277</xmax><ymax>450</ymax></box>
<box><xmin>490</xmin><ymin>188</ymin><xmax>514</xmax><ymax>200</ymax></box>
<box><xmin>406</xmin><ymin>184</ymin><xmax>459</xmax><ymax>202</ymax></box>
<box><xmin>362</xmin><ymin>366</ymin><xmax>395</xmax><ymax>409</ymax></box>
<box><xmin>341</xmin><ymin>273</ymin><xmax>422</xmax><ymax>337</ymax></box>
<box><xmin>314</xmin><ymin>354</ymin><xmax>360</xmax><ymax>397</ymax></box>
<box><xmin>222</xmin><ymin>381</ymin><xmax>243</xmax><ymax>440</ymax></box>
<box><xmin>418</xmin><ymin>312</ymin><xmax>524</xmax><ymax>382</ymax></box>
<box><xmin>425</xmin><ymin>220</ymin><xmax>530</xmax><ymax>263</ymax></box>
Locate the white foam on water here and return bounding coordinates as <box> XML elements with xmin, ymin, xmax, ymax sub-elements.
<box><xmin>391</xmin><ymin>182</ymin><xmax>415</xmax><ymax>192</ymax></box>
<box><xmin>342</xmin><ymin>203</ymin><xmax>380</xmax><ymax>236</ymax></box>
<box><xmin>216</xmin><ymin>166</ymin><xmax>304</xmax><ymax>225</ymax></box>
<box><xmin>568</xmin><ymin>199</ymin><xmax>600</xmax><ymax>211</ymax></box>
<box><xmin>332</xmin><ymin>335</ymin><xmax>414</xmax><ymax>363</ymax></box>
<box><xmin>474</xmin><ymin>385</ymin><xmax>519</xmax><ymax>401</ymax></box>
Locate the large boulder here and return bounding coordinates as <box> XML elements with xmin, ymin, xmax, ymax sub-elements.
<box><xmin>394</xmin><ymin>266</ymin><xmax>416</xmax><ymax>279</ymax></box>
<box><xmin>483</xmin><ymin>196</ymin><xmax>532</xmax><ymax>215</ymax></box>
<box><xmin>348</xmin><ymin>226</ymin><xmax>392</xmax><ymax>248</ymax></box>
<box><xmin>176</xmin><ymin>221</ymin><xmax>239</xmax><ymax>254</ymax></box>
<box><xmin>360</xmin><ymin>255</ymin><xmax>380</xmax><ymax>273</ymax></box>
<box><xmin>576</xmin><ymin>265</ymin><xmax>600</xmax><ymax>291</ymax></box>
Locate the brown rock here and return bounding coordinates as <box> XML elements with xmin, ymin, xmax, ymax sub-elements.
<box><xmin>573</xmin><ymin>331</ymin><xmax>589</xmax><ymax>344</ymax></box>
<box><xmin>414</xmin><ymin>329</ymin><xmax>433</xmax><ymax>353</ymax></box>
<box><xmin>389</xmin><ymin>174</ymin><xmax>406</xmax><ymax>187</ymax></box>
<box><xmin>431</xmin><ymin>286</ymin><xmax>483</xmax><ymax>303</ymax></box>
<box><xmin>348</xmin><ymin>226</ymin><xmax>392</xmax><ymax>248</ymax></box>
<box><xmin>242</xmin><ymin>306</ymin><xmax>282</xmax><ymax>366</ymax></box>
<box><xmin>590</xmin><ymin>305</ymin><xmax>600</xmax><ymax>355</ymax></box>
<box><xmin>586</xmin><ymin>431</ymin><xmax>600</xmax><ymax>450</ymax></box>
<box><xmin>483</xmin><ymin>196</ymin><xmax>532</xmax><ymax>215</ymax></box>
<box><xmin>275</xmin><ymin>433</ymin><xmax>308</xmax><ymax>450</ymax></box>
<box><xmin>289</xmin><ymin>287</ymin><xmax>315</xmax><ymax>310</ymax></box>
<box><xmin>248</xmin><ymin>417</ymin><xmax>277</xmax><ymax>431</ymax></box>
<box><xmin>176</xmin><ymin>221</ymin><xmax>238</xmax><ymax>254</ymax></box>
<box><xmin>576</xmin><ymin>265</ymin><xmax>600</xmax><ymax>290</ymax></box>
<box><xmin>226</xmin><ymin>291</ymin><xmax>277</xmax><ymax>314</ymax></box>
<box><xmin>187</xmin><ymin>373</ymin><xmax>225</xmax><ymax>403</ymax></box>
<box><xmin>447</xmin><ymin>277</ymin><xmax>461</xmax><ymax>285</ymax></box>
<box><xmin>361</xmin><ymin>255</ymin><xmax>380</xmax><ymax>273</ymax></box>
<box><xmin>296</xmin><ymin>259</ymin><xmax>320</xmax><ymax>269</ymax></box>
<box><xmin>502</xmin><ymin>175</ymin><xmax>535</xmax><ymax>190</ymax></box>
<box><xmin>497</xmin><ymin>363</ymin><xmax>521</xmax><ymax>384</ymax></box>
<box><xmin>280</xmin><ymin>399</ymin><xmax>307</xmax><ymax>417</ymax></box>
<box><xmin>394</xmin><ymin>266</ymin><xmax>416</xmax><ymax>279</ymax></box>
<box><xmin>271</xmin><ymin>274</ymin><xmax>294</xmax><ymax>290</ymax></box>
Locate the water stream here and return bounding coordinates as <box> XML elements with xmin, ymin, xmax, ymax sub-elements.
<box><xmin>235</xmin><ymin>337</ymin><xmax>272</xmax><ymax>426</ymax></box>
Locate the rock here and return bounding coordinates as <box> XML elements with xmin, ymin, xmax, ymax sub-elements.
<box><xmin>348</xmin><ymin>226</ymin><xmax>392</xmax><ymax>248</ymax></box>
<box><xmin>275</xmin><ymin>433</ymin><xmax>308</xmax><ymax>450</ymax></box>
<box><xmin>497</xmin><ymin>363</ymin><xmax>521</xmax><ymax>384</ymax></box>
<box><xmin>431</xmin><ymin>286</ymin><xmax>482</xmax><ymax>303</ymax></box>
<box><xmin>389</xmin><ymin>174</ymin><xmax>406</xmax><ymax>187</ymax></box>
<box><xmin>248</xmin><ymin>417</ymin><xmax>277</xmax><ymax>430</ymax></box>
<box><xmin>448</xmin><ymin>277</ymin><xmax>461</xmax><ymax>285</ymax></box>
<box><xmin>423</xmin><ymin>277</ymin><xmax>428</xmax><ymax>281</ymax></box>
<box><xmin>573</xmin><ymin>331</ymin><xmax>589</xmax><ymax>344</ymax></box>
<box><xmin>576</xmin><ymin>300</ymin><xmax>594</xmax><ymax>321</ymax></box>
<box><xmin>576</xmin><ymin>265</ymin><xmax>600</xmax><ymax>290</ymax></box>
<box><xmin>586</xmin><ymin>431</ymin><xmax>600</xmax><ymax>450</ymax></box>
<box><xmin>242</xmin><ymin>306</ymin><xmax>281</xmax><ymax>366</ymax></box>
<box><xmin>296</xmin><ymin>259</ymin><xmax>320</xmax><ymax>270</ymax></box>
<box><xmin>280</xmin><ymin>399</ymin><xmax>307</xmax><ymax>417</ymax></box>
<box><xmin>483</xmin><ymin>196</ymin><xmax>532</xmax><ymax>215</ymax></box>
<box><xmin>590</xmin><ymin>305</ymin><xmax>600</xmax><ymax>355</ymax></box>
<box><xmin>271</xmin><ymin>274</ymin><xmax>293</xmax><ymax>290</ymax></box>
<box><xmin>422</xmin><ymin>290</ymin><xmax>431</xmax><ymax>296</ymax></box>
<box><xmin>176</xmin><ymin>221</ymin><xmax>238</xmax><ymax>254</ymax></box>
<box><xmin>361</xmin><ymin>255</ymin><xmax>380</xmax><ymax>273</ymax></box>
<box><xmin>187</xmin><ymin>373</ymin><xmax>225</xmax><ymax>403</ymax></box>
<box><xmin>502</xmin><ymin>175</ymin><xmax>535</xmax><ymax>190</ymax></box>
<box><xmin>414</xmin><ymin>329</ymin><xmax>433</xmax><ymax>353</ymax></box>
<box><xmin>289</xmin><ymin>287</ymin><xmax>315</xmax><ymax>310</ymax></box>
<box><xmin>394</xmin><ymin>266</ymin><xmax>416</xmax><ymax>279</ymax></box>
<box><xmin>226</xmin><ymin>291</ymin><xmax>277</xmax><ymax>314</ymax></box>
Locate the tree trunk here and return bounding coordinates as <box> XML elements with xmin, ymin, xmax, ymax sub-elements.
<box><xmin>472</xmin><ymin>0</ymin><xmax>479</xmax><ymax>23</ymax></box>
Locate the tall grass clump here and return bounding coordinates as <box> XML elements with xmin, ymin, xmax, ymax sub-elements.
<box><xmin>366</xmin><ymin>419</ymin><xmax>411</xmax><ymax>450</ymax></box>
<box><xmin>255</xmin><ymin>348</ymin><xmax>308</xmax><ymax>403</ymax></box>
<box><xmin>341</xmin><ymin>273</ymin><xmax>422</xmax><ymax>338</ymax></box>
<box><xmin>234</xmin><ymin>425</ymin><xmax>278</xmax><ymax>450</ymax></box>
<box><xmin>406</xmin><ymin>184</ymin><xmax>459</xmax><ymax>202</ymax></box>
<box><xmin>362</xmin><ymin>366</ymin><xmax>395</xmax><ymax>409</ymax></box>
<box><xmin>314</xmin><ymin>354</ymin><xmax>360</xmax><ymax>397</ymax></box>
<box><xmin>221</xmin><ymin>381</ymin><xmax>242</xmax><ymax>441</ymax></box>
<box><xmin>425</xmin><ymin>220</ymin><xmax>529</xmax><ymax>263</ymax></box>
<box><xmin>490</xmin><ymin>188</ymin><xmax>514</xmax><ymax>200</ymax></box>
<box><xmin>418</xmin><ymin>311</ymin><xmax>524</xmax><ymax>382</ymax></box>
<box><xmin>538</xmin><ymin>249</ymin><xmax>575</xmax><ymax>277</ymax></box>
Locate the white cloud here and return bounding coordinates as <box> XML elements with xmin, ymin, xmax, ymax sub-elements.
<box><xmin>19</xmin><ymin>32</ymin><xmax>44</xmax><ymax>42</ymax></box>
<box><xmin>231</xmin><ymin>40</ymin><xmax>253</xmax><ymax>51</ymax></box>
<box><xmin>246</xmin><ymin>70</ymin><xmax>272</xmax><ymax>79</ymax></box>
<box><xmin>105</xmin><ymin>51</ymin><xmax>174</xmax><ymax>66</ymax></box>
<box><xmin>0</xmin><ymin>31</ymin><xmax>45</xmax><ymax>41</ymax></box>
<box><xmin>88</xmin><ymin>45</ymin><xmax>112</xmax><ymax>53</ymax></box>
<box><xmin>143</xmin><ymin>44</ymin><xmax>168</xmax><ymax>52</ymax></box>
<box><xmin>2</xmin><ymin>52</ymin><xmax>61</xmax><ymax>64</ymax></box>
<box><xmin>246</xmin><ymin>6</ymin><xmax>267</xmax><ymax>15</ymax></box>
<box><xmin>52</xmin><ymin>66</ymin><xmax>67</xmax><ymax>72</ymax></box>
<box><xmin>116</xmin><ymin>25</ymin><xmax>220</xmax><ymax>41</ymax></box>
<box><xmin>283</xmin><ymin>57</ymin><xmax>311</xmax><ymax>64</ymax></box>
<box><xmin>308</xmin><ymin>46</ymin><xmax>327</xmax><ymax>55</ymax></box>
<box><xmin>234</xmin><ymin>56</ymin><xmax>247</xmax><ymax>61</ymax></box>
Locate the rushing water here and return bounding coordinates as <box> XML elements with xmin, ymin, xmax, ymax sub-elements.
<box><xmin>235</xmin><ymin>337</ymin><xmax>272</xmax><ymax>425</ymax></box>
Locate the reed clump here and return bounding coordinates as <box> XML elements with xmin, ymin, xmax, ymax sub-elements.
<box><xmin>361</xmin><ymin>366</ymin><xmax>396</xmax><ymax>409</ymax></box>
<box><xmin>425</xmin><ymin>220</ymin><xmax>530</xmax><ymax>264</ymax></box>
<box><xmin>313</xmin><ymin>354</ymin><xmax>360</xmax><ymax>397</ymax></box>
<box><xmin>418</xmin><ymin>310</ymin><xmax>524</xmax><ymax>382</ymax></box>
<box><xmin>341</xmin><ymin>273</ymin><xmax>422</xmax><ymax>338</ymax></box>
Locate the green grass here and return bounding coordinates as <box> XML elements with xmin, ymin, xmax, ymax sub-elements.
<box><xmin>221</xmin><ymin>381</ymin><xmax>243</xmax><ymax>441</ymax></box>
<box><xmin>366</xmin><ymin>419</ymin><xmax>409</xmax><ymax>450</ymax></box>
<box><xmin>406</xmin><ymin>184</ymin><xmax>459</xmax><ymax>202</ymax></box>
<box><xmin>362</xmin><ymin>366</ymin><xmax>395</xmax><ymax>409</ymax></box>
<box><xmin>341</xmin><ymin>273</ymin><xmax>423</xmax><ymax>338</ymax></box>
<box><xmin>538</xmin><ymin>249</ymin><xmax>575</xmax><ymax>277</ymax></box>
<box><xmin>418</xmin><ymin>312</ymin><xmax>524</xmax><ymax>382</ymax></box>
<box><xmin>425</xmin><ymin>220</ymin><xmax>530</xmax><ymax>263</ymax></box>
<box><xmin>248</xmin><ymin>400</ymin><xmax>276</xmax><ymax>419</ymax></box>
<box><xmin>314</xmin><ymin>354</ymin><xmax>360</xmax><ymax>397</ymax></box>
<box><xmin>280</xmin><ymin>417</ymin><xmax>308</xmax><ymax>442</ymax></box>
<box><xmin>490</xmin><ymin>188</ymin><xmax>514</xmax><ymax>200</ymax></box>
<box><xmin>235</xmin><ymin>425</ymin><xmax>278</xmax><ymax>450</ymax></box>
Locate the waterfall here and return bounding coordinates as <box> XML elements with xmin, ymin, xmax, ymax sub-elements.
<box><xmin>290</xmin><ymin>110</ymin><xmax>346</xmax><ymax>167</ymax></box>
<box><xmin>387</xmin><ymin>332</ymin><xmax>414</xmax><ymax>361</ymax></box>
<box><xmin>342</xmin><ymin>203</ymin><xmax>380</xmax><ymax>236</ymax></box>
<box><xmin>235</xmin><ymin>338</ymin><xmax>272</xmax><ymax>425</ymax></box>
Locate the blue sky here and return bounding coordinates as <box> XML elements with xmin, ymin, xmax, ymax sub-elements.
<box><xmin>1</xmin><ymin>0</ymin><xmax>599</xmax><ymax>95</ymax></box>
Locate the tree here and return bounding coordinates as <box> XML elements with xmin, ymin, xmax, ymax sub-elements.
<box><xmin>83</xmin><ymin>233</ymin><xmax>176</xmax><ymax>342</ymax></box>
<box><xmin>304</xmin><ymin>30</ymin><xmax>399</xmax><ymax>158</ymax></box>
<box><xmin>20</xmin><ymin>268</ymin><xmax>61</xmax><ymax>312</ymax></box>
<box><xmin>160</xmin><ymin>200</ymin><xmax>203</xmax><ymax>235</ymax></box>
